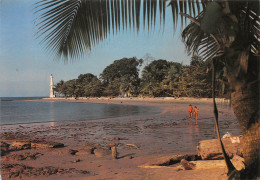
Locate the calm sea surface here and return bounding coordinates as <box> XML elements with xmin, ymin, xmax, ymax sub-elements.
<box><xmin>0</xmin><ymin>97</ymin><xmax>160</xmax><ymax>125</ymax></box>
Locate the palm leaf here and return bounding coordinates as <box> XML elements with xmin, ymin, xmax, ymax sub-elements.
<box><xmin>35</xmin><ymin>0</ymin><xmax>204</xmax><ymax>60</ymax></box>
<box><xmin>35</xmin><ymin>0</ymin><xmax>260</xmax><ymax>61</ymax></box>
<box><xmin>181</xmin><ymin>12</ymin><xmax>220</xmax><ymax>61</ymax></box>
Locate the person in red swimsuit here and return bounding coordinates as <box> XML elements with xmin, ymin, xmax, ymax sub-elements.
<box><xmin>194</xmin><ymin>106</ymin><xmax>199</xmax><ymax>122</ymax></box>
<box><xmin>188</xmin><ymin>104</ymin><xmax>193</xmax><ymax>120</ymax></box>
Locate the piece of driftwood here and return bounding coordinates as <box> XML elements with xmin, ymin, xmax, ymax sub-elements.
<box><xmin>141</xmin><ymin>154</ymin><xmax>198</xmax><ymax>166</ymax></box>
<box><xmin>197</xmin><ymin>138</ymin><xmax>243</xmax><ymax>160</ymax></box>
<box><xmin>111</xmin><ymin>146</ymin><xmax>118</xmax><ymax>159</ymax></box>
<box><xmin>138</xmin><ymin>165</ymin><xmax>178</xmax><ymax>169</ymax></box>
<box><xmin>126</xmin><ymin>144</ymin><xmax>139</xmax><ymax>149</ymax></box>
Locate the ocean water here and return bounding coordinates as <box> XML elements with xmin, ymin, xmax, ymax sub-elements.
<box><xmin>0</xmin><ymin>97</ymin><xmax>160</xmax><ymax>125</ymax></box>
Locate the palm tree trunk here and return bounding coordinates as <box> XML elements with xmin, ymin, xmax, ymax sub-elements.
<box><xmin>231</xmin><ymin>89</ymin><xmax>259</xmax><ymax>178</ymax></box>
<box><xmin>228</xmin><ymin>54</ymin><xmax>259</xmax><ymax>178</ymax></box>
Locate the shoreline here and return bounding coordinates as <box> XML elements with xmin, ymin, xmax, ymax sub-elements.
<box><xmin>1</xmin><ymin>97</ymin><xmax>239</xmax><ymax>179</ymax></box>
<box><xmin>29</xmin><ymin>96</ymin><xmax>231</xmax><ymax>104</ymax></box>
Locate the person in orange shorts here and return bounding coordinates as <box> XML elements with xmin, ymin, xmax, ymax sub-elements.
<box><xmin>194</xmin><ymin>106</ymin><xmax>199</xmax><ymax>122</ymax></box>
<box><xmin>188</xmin><ymin>104</ymin><xmax>193</xmax><ymax>120</ymax></box>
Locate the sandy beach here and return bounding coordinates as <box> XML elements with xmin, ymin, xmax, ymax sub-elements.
<box><xmin>1</xmin><ymin>97</ymin><xmax>242</xmax><ymax>180</ymax></box>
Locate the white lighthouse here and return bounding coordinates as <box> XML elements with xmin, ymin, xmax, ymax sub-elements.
<box><xmin>50</xmin><ymin>74</ymin><xmax>55</xmax><ymax>98</ymax></box>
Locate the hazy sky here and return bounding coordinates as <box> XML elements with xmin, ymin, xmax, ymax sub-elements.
<box><xmin>0</xmin><ymin>0</ymin><xmax>190</xmax><ymax>97</ymax></box>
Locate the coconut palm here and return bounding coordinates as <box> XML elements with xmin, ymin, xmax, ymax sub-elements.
<box><xmin>34</xmin><ymin>0</ymin><xmax>259</xmax><ymax>178</ymax></box>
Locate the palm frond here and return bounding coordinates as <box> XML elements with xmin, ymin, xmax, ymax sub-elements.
<box><xmin>168</xmin><ymin>0</ymin><xmax>203</xmax><ymax>29</ymax></box>
<box><xmin>35</xmin><ymin>0</ymin><xmax>203</xmax><ymax>61</ymax></box>
<box><xmin>181</xmin><ymin>12</ymin><xmax>219</xmax><ymax>61</ymax></box>
<box><xmin>36</xmin><ymin>0</ymin><xmax>150</xmax><ymax>61</ymax></box>
<box><xmin>239</xmin><ymin>1</ymin><xmax>260</xmax><ymax>55</ymax></box>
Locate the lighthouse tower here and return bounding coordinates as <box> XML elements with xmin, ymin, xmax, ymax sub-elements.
<box><xmin>50</xmin><ymin>74</ymin><xmax>55</xmax><ymax>98</ymax></box>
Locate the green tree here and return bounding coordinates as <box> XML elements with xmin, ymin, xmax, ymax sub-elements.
<box><xmin>84</xmin><ymin>78</ymin><xmax>103</xmax><ymax>97</ymax></box>
<box><xmin>141</xmin><ymin>60</ymin><xmax>177</xmax><ymax>96</ymax></box>
<box><xmin>35</xmin><ymin>1</ymin><xmax>259</xmax><ymax>177</ymax></box>
<box><xmin>162</xmin><ymin>62</ymin><xmax>183</xmax><ymax>97</ymax></box>
<box><xmin>54</xmin><ymin>80</ymin><xmax>64</xmax><ymax>96</ymax></box>
<box><xmin>189</xmin><ymin>56</ymin><xmax>211</xmax><ymax>97</ymax></box>
<box><xmin>103</xmin><ymin>77</ymin><xmax>121</xmax><ymax>97</ymax></box>
<box><xmin>63</xmin><ymin>79</ymin><xmax>77</xmax><ymax>97</ymax></box>
<box><xmin>100</xmin><ymin>57</ymin><xmax>142</xmax><ymax>96</ymax></box>
<box><xmin>75</xmin><ymin>73</ymin><xmax>97</xmax><ymax>97</ymax></box>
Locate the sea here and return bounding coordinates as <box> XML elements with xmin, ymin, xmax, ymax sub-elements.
<box><xmin>0</xmin><ymin>97</ymin><xmax>160</xmax><ymax>125</ymax></box>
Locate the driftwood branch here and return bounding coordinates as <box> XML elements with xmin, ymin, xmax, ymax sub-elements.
<box><xmin>126</xmin><ymin>144</ymin><xmax>139</xmax><ymax>149</ymax></box>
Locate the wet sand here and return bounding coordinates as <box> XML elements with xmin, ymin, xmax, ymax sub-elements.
<box><xmin>1</xmin><ymin>97</ymin><xmax>241</xmax><ymax>179</ymax></box>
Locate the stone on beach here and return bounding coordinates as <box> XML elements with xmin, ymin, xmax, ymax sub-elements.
<box><xmin>82</xmin><ymin>142</ymin><xmax>97</xmax><ymax>154</ymax></box>
<box><xmin>1</xmin><ymin>163</ymin><xmax>90</xmax><ymax>179</ymax></box>
<box><xmin>94</xmin><ymin>147</ymin><xmax>111</xmax><ymax>158</ymax></box>
<box><xmin>178</xmin><ymin>155</ymin><xmax>245</xmax><ymax>171</ymax></box>
<box><xmin>196</xmin><ymin>138</ymin><xmax>242</xmax><ymax>160</ymax></box>
<box><xmin>1</xmin><ymin>141</ymin><xmax>10</xmax><ymax>148</ymax></box>
<box><xmin>72</xmin><ymin>159</ymin><xmax>81</xmax><ymax>163</ymax></box>
<box><xmin>76</xmin><ymin>149</ymin><xmax>93</xmax><ymax>155</ymax></box>
<box><xmin>31</xmin><ymin>140</ymin><xmax>64</xmax><ymax>149</ymax></box>
<box><xmin>231</xmin><ymin>155</ymin><xmax>245</xmax><ymax>170</ymax></box>
<box><xmin>4</xmin><ymin>152</ymin><xmax>43</xmax><ymax>161</ymax></box>
<box><xmin>108</xmin><ymin>137</ymin><xmax>121</xmax><ymax>141</ymax></box>
<box><xmin>141</xmin><ymin>154</ymin><xmax>199</xmax><ymax>166</ymax></box>
<box><xmin>11</xmin><ymin>141</ymin><xmax>31</xmax><ymax>150</ymax></box>
<box><xmin>180</xmin><ymin>159</ymin><xmax>196</xmax><ymax>170</ymax></box>
<box><xmin>69</xmin><ymin>149</ymin><xmax>79</xmax><ymax>155</ymax></box>
<box><xmin>1</xmin><ymin>141</ymin><xmax>11</xmax><ymax>156</ymax></box>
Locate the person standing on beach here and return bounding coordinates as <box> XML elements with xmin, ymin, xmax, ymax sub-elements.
<box><xmin>194</xmin><ymin>106</ymin><xmax>199</xmax><ymax>122</ymax></box>
<box><xmin>188</xmin><ymin>104</ymin><xmax>193</xmax><ymax>120</ymax></box>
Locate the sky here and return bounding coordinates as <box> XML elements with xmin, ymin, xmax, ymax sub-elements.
<box><xmin>0</xmin><ymin>0</ymin><xmax>191</xmax><ymax>97</ymax></box>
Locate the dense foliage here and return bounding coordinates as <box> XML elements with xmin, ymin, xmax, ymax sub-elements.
<box><xmin>54</xmin><ymin>56</ymin><xmax>226</xmax><ymax>98</ymax></box>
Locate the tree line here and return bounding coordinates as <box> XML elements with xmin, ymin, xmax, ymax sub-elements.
<box><xmin>54</xmin><ymin>56</ymin><xmax>228</xmax><ymax>98</ymax></box>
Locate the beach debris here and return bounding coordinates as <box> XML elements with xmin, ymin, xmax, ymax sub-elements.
<box><xmin>83</xmin><ymin>142</ymin><xmax>97</xmax><ymax>154</ymax></box>
<box><xmin>223</xmin><ymin>132</ymin><xmax>232</xmax><ymax>138</ymax></box>
<box><xmin>4</xmin><ymin>152</ymin><xmax>43</xmax><ymax>161</ymax></box>
<box><xmin>139</xmin><ymin>153</ymin><xmax>244</xmax><ymax>171</ymax></box>
<box><xmin>126</xmin><ymin>144</ymin><xmax>139</xmax><ymax>149</ymax></box>
<box><xmin>196</xmin><ymin>138</ymin><xmax>243</xmax><ymax>160</ymax></box>
<box><xmin>1</xmin><ymin>141</ymin><xmax>10</xmax><ymax>156</ymax></box>
<box><xmin>180</xmin><ymin>159</ymin><xmax>196</xmax><ymax>170</ymax></box>
<box><xmin>106</xmin><ymin>142</ymin><xmax>123</xmax><ymax>148</ymax></box>
<box><xmin>140</xmin><ymin>154</ymin><xmax>198</xmax><ymax>167</ymax></box>
<box><xmin>108</xmin><ymin>137</ymin><xmax>121</xmax><ymax>141</ymax></box>
<box><xmin>128</xmin><ymin>156</ymin><xmax>134</xmax><ymax>159</ymax></box>
<box><xmin>230</xmin><ymin>136</ymin><xmax>240</xmax><ymax>143</ymax></box>
<box><xmin>223</xmin><ymin>132</ymin><xmax>240</xmax><ymax>143</ymax></box>
<box><xmin>69</xmin><ymin>149</ymin><xmax>79</xmax><ymax>155</ymax></box>
<box><xmin>31</xmin><ymin>140</ymin><xmax>64</xmax><ymax>149</ymax></box>
<box><xmin>111</xmin><ymin>146</ymin><xmax>118</xmax><ymax>160</ymax></box>
<box><xmin>94</xmin><ymin>147</ymin><xmax>111</xmax><ymax>158</ymax></box>
<box><xmin>72</xmin><ymin>159</ymin><xmax>81</xmax><ymax>163</ymax></box>
<box><xmin>76</xmin><ymin>149</ymin><xmax>93</xmax><ymax>155</ymax></box>
<box><xmin>172</xmin><ymin>122</ymin><xmax>178</xmax><ymax>126</ymax></box>
<box><xmin>178</xmin><ymin>156</ymin><xmax>245</xmax><ymax>171</ymax></box>
<box><xmin>139</xmin><ymin>165</ymin><xmax>177</xmax><ymax>169</ymax></box>
<box><xmin>11</xmin><ymin>141</ymin><xmax>31</xmax><ymax>151</ymax></box>
<box><xmin>1</xmin><ymin>141</ymin><xmax>11</xmax><ymax>148</ymax></box>
<box><xmin>1</xmin><ymin>163</ymin><xmax>89</xmax><ymax>179</ymax></box>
